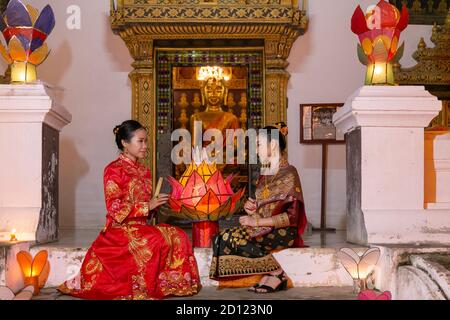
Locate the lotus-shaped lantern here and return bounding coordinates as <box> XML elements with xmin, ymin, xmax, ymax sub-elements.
<box><xmin>167</xmin><ymin>161</ymin><xmax>245</xmax><ymax>222</ymax></box>
<box><xmin>165</xmin><ymin>149</ymin><xmax>245</xmax><ymax>248</ymax></box>
<box><xmin>0</xmin><ymin>0</ymin><xmax>55</xmax><ymax>83</ymax></box>
<box><xmin>351</xmin><ymin>0</ymin><xmax>409</xmax><ymax>85</ymax></box>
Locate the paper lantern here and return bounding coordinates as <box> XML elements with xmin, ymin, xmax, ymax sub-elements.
<box><xmin>16</xmin><ymin>250</ymin><xmax>50</xmax><ymax>296</ymax></box>
<box><xmin>0</xmin><ymin>0</ymin><xmax>55</xmax><ymax>83</ymax></box>
<box><xmin>351</xmin><ymin>0</ymin><xmax>409</xmax><ymax>85</ymax></box>
<box><xmin>167</xmin><ymin>159</ymin><xmax>245</xmax><ymax>247</ymax></box>
<box><xmin>167</xmin><ymin>163</ymin><xmax>245</xmax><ymax>221</ymax></box>
<box><xmin>337</xmin><ymin>247</ymin><xmax>381</xmax><ymax>293</ymax></box>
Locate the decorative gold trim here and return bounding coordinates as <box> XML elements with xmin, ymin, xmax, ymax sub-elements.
<box><xmin>273</xmin><ymin>213</ymin><xmax>290</xmax><ymax>229</ymax></box>
<box><xmin>211</xmin><ymin>253</ymin><xmax>281</xmax><ymax>278</ymax></box>
<box><xmin>394</xmin><ymin>10</ymin><xmax>450</xmax><ymax>129</ymax></box>
<box><xmin>155</xmin><ymin>46</ymin><xmax>265</xmax><ymax>52</ymax></box>
<box><xmin>111</xmin><ymin>1</ymin><xmax>307</xmax><ymax>30</ymax></box>
<box><xmin>394</xmin><ymin>10</ymin><xmax>450</xmax><ymax>87</ymax></box>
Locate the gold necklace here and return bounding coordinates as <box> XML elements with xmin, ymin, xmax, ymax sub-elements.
<box><xmin>260</xmin><ymin>156</ymin><xmax>288</xmax><ymax>199</ymax></box>
<box><xmin>262</xmin><ymin>172</ymin><xmax>279</xmax><ymax>200</ymax></box>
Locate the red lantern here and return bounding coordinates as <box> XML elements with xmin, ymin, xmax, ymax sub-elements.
<box><xmin>167</xmin><ymin>161</ymin><xmax>245</xmax><ymax>247</ymax></box>
<box><xmin>351</xmin><ymin>0</ymin><xmax>409</xmax><ymax>85</ymax></box>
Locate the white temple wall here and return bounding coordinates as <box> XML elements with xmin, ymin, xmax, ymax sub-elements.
<box><xmin>0</xmin><ymin>0</ymin><xmax>432</xmax><ymax>230</ymax></box>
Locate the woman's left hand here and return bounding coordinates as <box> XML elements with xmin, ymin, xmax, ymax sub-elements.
<box><xmin>239</xmin><ymin>215</ymin><xmax>258</xmax><ymax>227</ymax></box>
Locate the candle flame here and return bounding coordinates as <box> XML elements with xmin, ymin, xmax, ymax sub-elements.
<box><xmin>10</xmin><ymin>229</ymin><xmax>17</xmax><ymax>241</ymax></box>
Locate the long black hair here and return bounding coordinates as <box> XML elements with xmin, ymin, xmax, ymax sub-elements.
<box><xmin>113</xmin><ymin>120</ymin><xmax>145</xmax><ymax>151</ymax></box>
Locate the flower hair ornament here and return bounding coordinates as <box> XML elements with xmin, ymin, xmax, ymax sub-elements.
<box><xmin>274</xmin><ymin>121</ymin><xmax>288</xmax><ymax>137</ymax></box>
<box><xmin>113</xmin><ymin>126</ymin><xmax>121</xmax><ymax>135</ymax></box>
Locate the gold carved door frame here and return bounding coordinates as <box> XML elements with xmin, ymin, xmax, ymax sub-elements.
<box><xmin>110</xmin><ymin>0</ymin><xmax>308</xmax><ymax>183</ymax></box>
<box><xmin>394</xmin><ymin>11</ymin><xmax>450</xmax><ymax>129</ymax></box>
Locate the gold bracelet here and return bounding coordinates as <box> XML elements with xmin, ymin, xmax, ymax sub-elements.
<box><xmin>273</xmin><ymin>213</ymin><xmax>290</xmax><ymax>229</ymax></box>
<box><xmin>256</xmin><ymin>218</ymin><xmax>259</xmax><ymax>227</ymax></box>
<box><xmin>271</xmin><ymin>216</ymin><xmax>278</xmax><ymax>228</ymax></box>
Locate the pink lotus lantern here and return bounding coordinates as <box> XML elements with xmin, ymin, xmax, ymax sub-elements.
<box><xmin>358</xmin><ymin>290</ymin><xmax>392</xmax><ymax>300</ymax></box>
<box><xmin>351</xmin><ymin>0</ymin><xmax>409</xmax><ymax>85</ymax></box>
<box><xmin>167</xmin><ymin>160</ymin><xmax>245</xmax><ymax>248</ymax></box>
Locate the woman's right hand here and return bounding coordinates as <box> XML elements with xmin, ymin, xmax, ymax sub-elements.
<box><xmin>149</xmin><ymin>193</ymin><xmax>170</xmax><ymax>211</ymax></box>
<box><xmin>244</xmin><ymin>198</ymin><xmax>257</xmax><ymax>215</ymax></box>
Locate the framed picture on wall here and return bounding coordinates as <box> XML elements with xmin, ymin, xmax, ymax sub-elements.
<box><xmin>300</xmin><ymin>103</ymin><xmax>345</xmax><ymax>144</ymax></box>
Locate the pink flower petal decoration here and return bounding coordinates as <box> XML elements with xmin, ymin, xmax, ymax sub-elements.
<box><xmin>358</xmin><ymin>290</ymin><xmax>392</xmax><ymax>300</ymax></box>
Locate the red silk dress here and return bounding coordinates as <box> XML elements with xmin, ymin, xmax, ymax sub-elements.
<box><xmin>58</xmin><ymin>154</ymin><xmax>201</xmax><ymax>300</ymax></box>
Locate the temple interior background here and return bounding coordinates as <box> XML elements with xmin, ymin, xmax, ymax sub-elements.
<box><xmin>0</xmin><ymin>0</ymin><xmax>435</xmax><ymax>231</ymax></box>
<box><xmin>0</xmin><ymin>0</ymin><xmax>449</xmax><ymax>301</ymax></box>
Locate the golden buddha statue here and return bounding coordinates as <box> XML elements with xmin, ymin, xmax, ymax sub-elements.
<box><xmin>190</xmin><ymin>76</ymin><xmax>240</xmax><ymax>147</ymax></box>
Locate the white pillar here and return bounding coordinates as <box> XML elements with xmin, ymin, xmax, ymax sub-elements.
<box><xmin>333</xmin><ymin>86</ymin><xmax>450</xmax><ymax>245</ymax></box>
<box><xmin>0</xmin><ymin>83</ymin><xmax>72</xmax><ymax>243</ymax></box>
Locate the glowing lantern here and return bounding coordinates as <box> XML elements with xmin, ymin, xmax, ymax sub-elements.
<box><xmin>16</xmin><ymin>250</ymin><xmax>50</xmax><ymax>296</ymax></box>
<box><xmin>167</xmin><ymin>159</ymin><xmax>245</xmax><ymax>248</ymax></box>
<box><xmin>351</xmin><ymin>0</ymin><xmax>409</xmax><ymax>85</ymax></box>
<box><xmin>0</xmin><ymin>0</ymin><xmax>55</xmax><ymax>83</ymax></box>
<box><xmin>337</xmin><ymin>247</ymin><xmax>381</xmax><ymax>293</ymax></box>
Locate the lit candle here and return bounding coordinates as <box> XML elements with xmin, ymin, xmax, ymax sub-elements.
<box><xmin>10</xmin><ymin>229</ymin><xmax>17</xmax><ymax>242</ymax></box>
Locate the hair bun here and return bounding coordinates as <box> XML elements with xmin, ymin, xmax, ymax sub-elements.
<box><xmin>113</xmin><ymin>125</ymin><xmax>121</xmax><ymax>135</ymax></box>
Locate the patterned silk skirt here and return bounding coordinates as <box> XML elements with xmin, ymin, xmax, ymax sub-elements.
<box><xmin>59</xmin><ymin>221</ymin><xmax>201</xmax><ymax>300</ymax></box>
<box><xmin>209</xmin><ymin>226</ymin><xmax>297</xmax><ymax>279</ymax></box>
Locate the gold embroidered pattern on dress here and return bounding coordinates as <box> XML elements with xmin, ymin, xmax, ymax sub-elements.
<box><xmin>136</xmin><ymin>202</ymin><xmax>150</xmax><ymax>217</ymax></box>
<box><xmin>156</xmin><ymin>226</ymin><xmax>200</xmax><ymax>297</ymax></box>
<box><xmin>85</xmin><ymin>251</ymin><xmax>103</xmax><ymax>275</ymax></box>
<box><xmin>105</xmin><ymin>180</ymin><xmax>120</xmax><ymax>198</ymax></box>
<box><xmin>111</xmin><ymin>199</ymin><xmax>132</xmax><ymax>223</ymax></box>
<box><xmin>156</xmin><ymin>226</ymin><xmax>182</xmax><ymax>268</ymax></box>
<box><xmin>80</xmin><ymin>251</ymin><xmax>103</xmax><ymax>291</ymax></box>
<box><xmin>124</xmin><ymin>226</ymin><xmax>153</xmax><ymax>270</ymax></box>
<box><xmin>123</xmin><ymin>226</ymin><xmax>153</xmax><ymax>299</ymax></box>
<box><xmin>170</xmin><ymin>255</ymin><xmax>185</xmax><ymax>269</ymax></box>
<box><xmin>255</xmin><ymin>170</ymin><xmax>296</xmax><ymax>204</ymax></box>
<box><xmin>131</xmin><ymin>274</ymin><xmax>150</xmax><ymax>300</ymax></box>
<box><xmin>211</xmin><ymin>254</ymin><xmax>281</xmax><ymax>278</ymax></box>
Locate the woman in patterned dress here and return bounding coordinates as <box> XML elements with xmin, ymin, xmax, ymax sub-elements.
<box><xmin>209</xmin><ymin>124</ymin><xmax>307</xmax><ymax>293</ymax></box>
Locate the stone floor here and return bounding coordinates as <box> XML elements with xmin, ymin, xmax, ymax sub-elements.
<box><xmin>32</xmin><ymin>286</ymin><xmax>357</xmax><ymax>300</ymax></box>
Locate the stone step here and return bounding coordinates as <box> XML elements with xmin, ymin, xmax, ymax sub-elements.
<box><xmin>28</xmin><ymin>245</ymin><xmax>361</xmax><ymax>289</ymax></box>
<box><xmin>24</xmin><ymin>229</ymin><xmax>360</xmax><ymax>289</ymax></box>
<box><xmin>396</xmin><ymin>253</ymin><xmax>450</xmax><ymax>300</ymax></box>
<box><xmin>4</xmin><ymin>233</ymin><xmax>450</xmax><ymax>299</ymax></box>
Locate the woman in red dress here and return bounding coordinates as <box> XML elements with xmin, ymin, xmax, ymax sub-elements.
<box><xmin>59</xmin><ymin>120</ymin><xmax>201</xmax><ymax>300</ymax></box>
